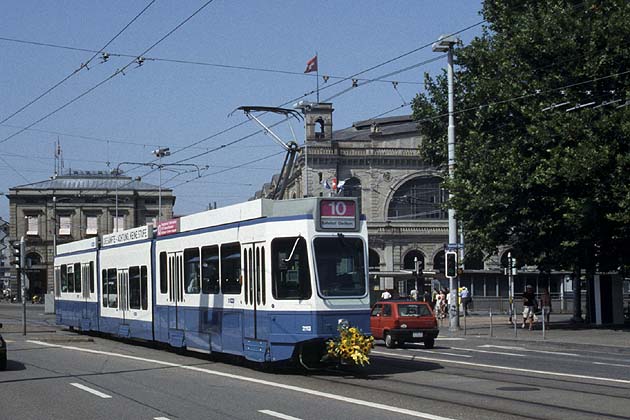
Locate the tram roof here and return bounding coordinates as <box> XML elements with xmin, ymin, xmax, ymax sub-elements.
<box><xmin>179</xmin><ymin>197</ymin><xmax>322</xmax><ymax>233</ymax></box>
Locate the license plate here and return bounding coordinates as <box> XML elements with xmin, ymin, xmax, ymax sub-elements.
<box><xmin>412</xmin><ymin>332</ymin><xmax>423</xmax><ymax>338</ymax></box>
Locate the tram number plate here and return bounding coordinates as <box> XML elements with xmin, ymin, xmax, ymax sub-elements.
<box><xmin>319</xmin><ymin>199</ymin><xmax>357</xmax><ymax>230</ymax></box>
<box><xmin>412</xmin><ymin>332</ymin><xmax>423</xmax><ymax>338</ymax></box>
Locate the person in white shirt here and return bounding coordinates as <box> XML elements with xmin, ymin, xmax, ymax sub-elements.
<box><xmin>381</xmin><ymin>289</ymin><xmax>392</xmax><ymax>300</ymax></box>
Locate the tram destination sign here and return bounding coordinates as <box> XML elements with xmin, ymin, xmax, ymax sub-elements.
<box><xmin>316</xmin><ymin>198</ymin><xmax>359</xmax><ymax>231</ymax></box>
<box><xmin>102</xmin><ymin>225</ymin><xmax>153</xmax><ymax>246</ymax></box>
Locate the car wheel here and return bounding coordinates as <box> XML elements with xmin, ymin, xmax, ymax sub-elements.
<box><xmin>424</xmin><ymin>338</ymin><xmax>435</xmax><ymax>349</ymax></box>
<box><xmin>384</xmin><ymin>333</ymin><xmax>396</xmax><ymax>349</ymax></box>
<box><xmin>0</xmin><ymin>354</ymin><xmax>6</xmax><ymax>371</ymax></box>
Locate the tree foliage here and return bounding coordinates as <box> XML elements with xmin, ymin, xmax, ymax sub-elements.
<box><xmin>412</xmin><ymin>0</ymin><xmax>630</xmax><ymax>273</ymax></box>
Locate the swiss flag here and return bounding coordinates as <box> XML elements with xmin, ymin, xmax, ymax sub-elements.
<box><xmin>304</xmin><ymin>55</ymin><xmax>318</xmax><ymax>73</ymax></box>
<box><xmin>331</xmin><ymin>177</ymin><xmax>337</xmax><ymax>191</ymax></box>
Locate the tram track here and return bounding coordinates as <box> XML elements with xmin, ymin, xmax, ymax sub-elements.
<box><xmin>304</xmin><ymin>353</ymin><xmax>630</xmax><ymax>420</ymax></box>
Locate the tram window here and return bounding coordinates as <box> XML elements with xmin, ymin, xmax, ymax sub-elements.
<box><xmin>271</xmin><ymin>237</ymin><xmax>311</xmax><ymax>300</ymax></box>
<box><xmin>101</xmin><ymin>269</ymin><xmax>107</xmax><ymax>306</ymax></box>
<box><xmin>61</xmin><ymin>265</ymin><xmax>68</xmax><ymax>293</ymax></box>
<box><xmin>201</xmin><ymin>246</ymin><xmax>220</xmax><ymax>294</ymax></box>
<box><xmin>141</xmin><ymin>266</ymin><xmax>148</xmax><ymax>310</ymax></box>
<box><xmin>221</xmin><ymin>243</ymin><xmax>241</xmax><ymax>294</ymax></box>
<box><xmin>255</xmin><ymin>247</ymin><xmax>261</xmax><ymax>305</ymax></box>
<box><xmin>261</xmin><ymin>247</ymin><xmax>266</xmax><ymax>305</ymax></box>
<box><xmin>243</xmin><ymin>249</ymin><xmax>249</xmax><ymax>304</ymax></box>
<box><xmin>314</xmin><ymin>237</ymin><xmax>366</xmax><ymax>297</ymax></box>
<box><xmin>184</xmin><ymin>248</ymin><xmax>201</xmax><ymax>294</ymax></box>
<box><xmin>248</xmin><ymin>248</ymin><xmax>254</xmax><ymax>304</ymax></box>
<box><xmin>54</xmin><ymin>267</ymin><xmax>61</xmax><ymax>297</ymax></box>
<box><xmin>74</xmin><ymin>263</ymin><xmax>82</xmax><ymax>294</ymax></box>
<box><xmin>159</xmin><ymin>252</ymin><xmax>167</xmax><ymax>294</ymax></box>
<box><xmin>89</xmin><ymin>261</ymin><xmax>95</xmax><ymax>293</ymax></box>
<box><xmin>129</xmin><ymin>266</ymin><xmax>141</xmax><ymax>309</ymax></box>
<box><xmin>67</xmin><ymin>265</ymin><xmax>75</xmax><ymax>293</ymax></box>
<box><xmin>107</xmin><ymin>268</ymin><xmax>118</xmax><ymax>308</ymax></box>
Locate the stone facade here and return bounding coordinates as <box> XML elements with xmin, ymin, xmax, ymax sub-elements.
<box><xmin>257</xmin><ymin>103</ymin><xmax>570</xmax><ymax>305</ymax></box>
<box><xmin>7</xmin><ymin>170</ymin><xmax>174</xmax><ymax>296</ymax></box>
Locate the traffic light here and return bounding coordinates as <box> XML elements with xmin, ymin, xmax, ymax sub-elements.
<box><xmin>445</xmin><ymin>251</ymin><xmax>457</xmax><ymax>277</ymax></box>
<box><xmin>10</xmin><ymin>241</ymin><xmax>21</xmax><ymax>269</ymax></box>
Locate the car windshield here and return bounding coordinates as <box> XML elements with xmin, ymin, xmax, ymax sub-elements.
<box><xmin>314</xmin><ymin>236</ymin><xmax>366</xmax><ymax>297</ymax></box>
<box><xmin>398</xmin><ymin>303</ymin><xmax>432</xmax><ymax>317</ymax></box>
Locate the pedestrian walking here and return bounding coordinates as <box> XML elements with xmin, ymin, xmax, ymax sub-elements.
<box><xmin>522</xmin><ymin>285</ymin><xmax>537</xmax><ymax>330</ymax></box>
<box><xmin>381</xmin><ymin>289</ymin><xmax>392</xmax><ymax>300</ymax></box>
<box><xmin>461</xmin><ymin>287</ymin><xmax>472</xmax><ymax>315</ymax></box>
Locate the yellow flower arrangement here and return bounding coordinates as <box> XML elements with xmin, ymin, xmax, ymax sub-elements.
<box><xmin>325</xmin><ymin>325</ymin><xmax>374</xmax><ymax>366</ymax></box>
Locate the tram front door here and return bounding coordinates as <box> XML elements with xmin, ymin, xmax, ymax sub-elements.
<box><xmin>167</xmin><ymin>252</ymin><xmax>185</xmax><ymax>346</ymax></box>
<box><xmin>242</xmin><ymin>242</ymin><xmax>269</xmax><ymax>361</ymax></box>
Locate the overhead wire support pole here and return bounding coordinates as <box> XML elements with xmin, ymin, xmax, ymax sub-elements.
<box><xmin>433</xmin><ymin>34</ymin><xmax>460</xmax><ymax>331</ymax></box>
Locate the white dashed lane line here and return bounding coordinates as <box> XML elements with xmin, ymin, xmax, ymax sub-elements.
<box><xmin>70</xmin><ymin>383</ymin><xmax>112</xmax><ymax>399</ymax></box>
<box><xmin>259</xmin><ymin>409</ymin><xmax>303</xmax><ymax>420</ymax></box>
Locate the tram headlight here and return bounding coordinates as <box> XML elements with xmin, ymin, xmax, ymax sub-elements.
<box><xmin>338</xmin><ymin>318</ymin><xmax>350</xmax><ymax>329</ymax></box>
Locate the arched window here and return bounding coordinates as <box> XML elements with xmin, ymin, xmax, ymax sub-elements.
<box><xmin>368</xmin><ymin>249</ymin><xmax>380</xmax><ymax>272</ymax></box>
<box><xmin>315</xmin><ymin>117</ymin><xmax>325</xmax><ymax>139</ymax></box>
<box><xmin>402</xmin><ymin>250</ymin><xmax>425</xmax><ymax>271</ymax></box>
<box><xmin>342</xmin><ymin>177</ymin><xmax>361</xmax><ymax>199</ymax></box>
<box><xmin>433</xmin><ymin>250</ymin><xmax>445</xmax><ymax>273</ymax></box>
<box><xmin>387</xmin><ymin>176</ymin><xmax>447</xmax><ymax>220</ymax></box>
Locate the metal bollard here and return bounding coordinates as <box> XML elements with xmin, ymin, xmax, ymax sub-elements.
<box><xmin>542</xmin><ymin>307</ymin><xmax>546</xmax><ymax>340</ymax></box>
<box><xmin>489</xmin><ymin>309</ymin><xmax>493</xmax><ymax>337</ymax></box>
<box><xmin>463</xmin><ymin>310</ymin><xmax>467</xmax><ymax>335</ymax></box>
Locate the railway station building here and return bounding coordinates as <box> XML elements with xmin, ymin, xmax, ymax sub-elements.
<box><xmin>254</xmin><ymin>103</ymin><xmax>626</xmax><ymax>322</ymax></box>
<box><xmin>7</xmin><ymin>170</ymin><xmax>174</xmax><ymax>299</ymax></box>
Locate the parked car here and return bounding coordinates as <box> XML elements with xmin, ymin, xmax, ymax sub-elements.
<box><xmin>0</xmin><ymin>323</ymin><xmax>6</xmax><ymax>370</ymax></box>
<box><xmin>370</xmin><ymin>300</ymin><xmax>439</xmax><ymax>349</ymax></box>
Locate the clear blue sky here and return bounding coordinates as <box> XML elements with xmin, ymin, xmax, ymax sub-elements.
<box><xmin>0</xmin><ymin>0</ymin><xmax>484</xmax><ymax>220</ymax></box>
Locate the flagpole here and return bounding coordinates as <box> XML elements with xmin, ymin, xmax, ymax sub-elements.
<box><xmin>316</xmin><ymin>51</ymin><xmax>319</xmax><ymax>103</ymax></box>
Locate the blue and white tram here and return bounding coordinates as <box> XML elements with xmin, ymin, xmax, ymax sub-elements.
<box><xmin>54</xmin><ymin>197</ymin><xmax>370</xmax><ymax>365</ymax></box>
<box><xmin>54</xmin><ymin>238</ymin><xmax>99</xmax><ymax>331</ymax></box>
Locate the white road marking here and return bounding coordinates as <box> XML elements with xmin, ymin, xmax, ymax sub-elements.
<box><xmin>154</xmin><ymin>417</ymin><xmax>171</xmax><ymax>420</ymax></box>
<box><xmin>371</xmin><ymin>350</ymin><xmax>630</xmax><ymax>385</ymax></box>
<box><xmin>259</xmin><ymin>409</ymin><xmax>303</xmax><ymax>420</ymax></box>
<box><xmin>435</xmin><ymin>338</ymin><xmax>465</xmax><ymax>341</ymax></box>
<box><xmin>5</xmin><ymin>340</ymin><xmax>15</xmax><ymax>343</ymax></box>
<box><xmin>448</xmin><ymin>347</ymin><xmax>525</xmax><ymax>357</ymax></box>
<box><xmin>27</xmin><ymin>341</ymin><xmax>457</xmax><ymax>420</ymax></box>
<box><xmin>593</xmin><ymin>361</ymin><xmax>630</xmax><ymax>368</ymax></box>
<box><xmin>478</xmin><ymin>345</ymin><xmax>579</xmax><ymax>357</ymax></box>
<box><xmin>408</xmin><ymin>349</ymin><xmax>472</xmax><ymax>358</ymax></box>
<box><xmin>70</xmin><ymin>382</ymin><xmax>112</xmax><ymax>399</ymax></box>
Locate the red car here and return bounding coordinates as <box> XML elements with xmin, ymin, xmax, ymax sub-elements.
<box><xmin>370</xmin><ymin>300</ymin><xmax>439</xmax><ymax>348</ymax></box>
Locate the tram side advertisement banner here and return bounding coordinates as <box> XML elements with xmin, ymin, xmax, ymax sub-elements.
<box><xmin>316</xmin><ymin>198</ymin><xmax>359</xmax><ymax>232</ymax></box>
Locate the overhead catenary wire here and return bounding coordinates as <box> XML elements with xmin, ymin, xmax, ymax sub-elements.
<box><xmin>3</xmin><ymin>20</ymin><xmax>488</xmax><ymax>202</ymax></box>
<box><xmin>0</xmin><ymin>0</ymin><xmax>156</xmax><ymax>127</ymax></box>
<box><xmin>0</xmin><ymin>0</ymin><xmax>217</xmax><ymax>147</ymax></box>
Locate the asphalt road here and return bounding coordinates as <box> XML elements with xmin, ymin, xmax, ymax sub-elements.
<box><xmin>1</xmin><ymin>305</ymin><xmax>629</xmax><ymax>420</ymax></box>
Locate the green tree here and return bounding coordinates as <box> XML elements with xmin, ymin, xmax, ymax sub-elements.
<box><xmin>413</xmin><ymin>0</ymin><xmax>630</xmax><ymax>321</ymax></box>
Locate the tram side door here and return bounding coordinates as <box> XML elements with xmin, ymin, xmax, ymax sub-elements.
<box><xmin>242</xmin><ymin>242</ymin><xmax>267</xmax><ymax>341</ymax></box>
<box><xmin>118</xmin><ymin>269</ymin><xmax>129</xmax><ymax>324</ymax></box>
<box><xmin>167</xmin><ymin>252</ymin><xmax>185</xmax><ymax>331</ymax></box>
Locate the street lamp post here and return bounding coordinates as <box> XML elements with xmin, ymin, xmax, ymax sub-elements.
<box><xmin>433</xmin><ymin>34</ymin><xmax>460</xmax><ymax>331</ymax></box>
<box><xmin>152</xmin><ymin>147</ymin><xmax>171</xmax><ymax>226</ymax></box>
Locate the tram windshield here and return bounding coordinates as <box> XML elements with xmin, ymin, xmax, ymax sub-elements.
<box><xmin>314</xmin><ymin>236</ymin><xmax>366</xmax><ymax>297</ymax></box>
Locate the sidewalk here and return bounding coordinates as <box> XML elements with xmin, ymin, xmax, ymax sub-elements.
<box><xmin>439</xmin><ymin>312</ymin><xmax>630</xmax><ymax>352</ymax></box>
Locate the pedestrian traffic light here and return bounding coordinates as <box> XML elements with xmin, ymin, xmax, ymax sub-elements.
<box><xmin>414</xmin><ymin>259</ymin><xmax>424</xmax><ymax>276</ymax></box>
<box><xmin>445</xmin><ymin>251</ymin><xmax>457</xmax><ymax>277</ymax></box>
